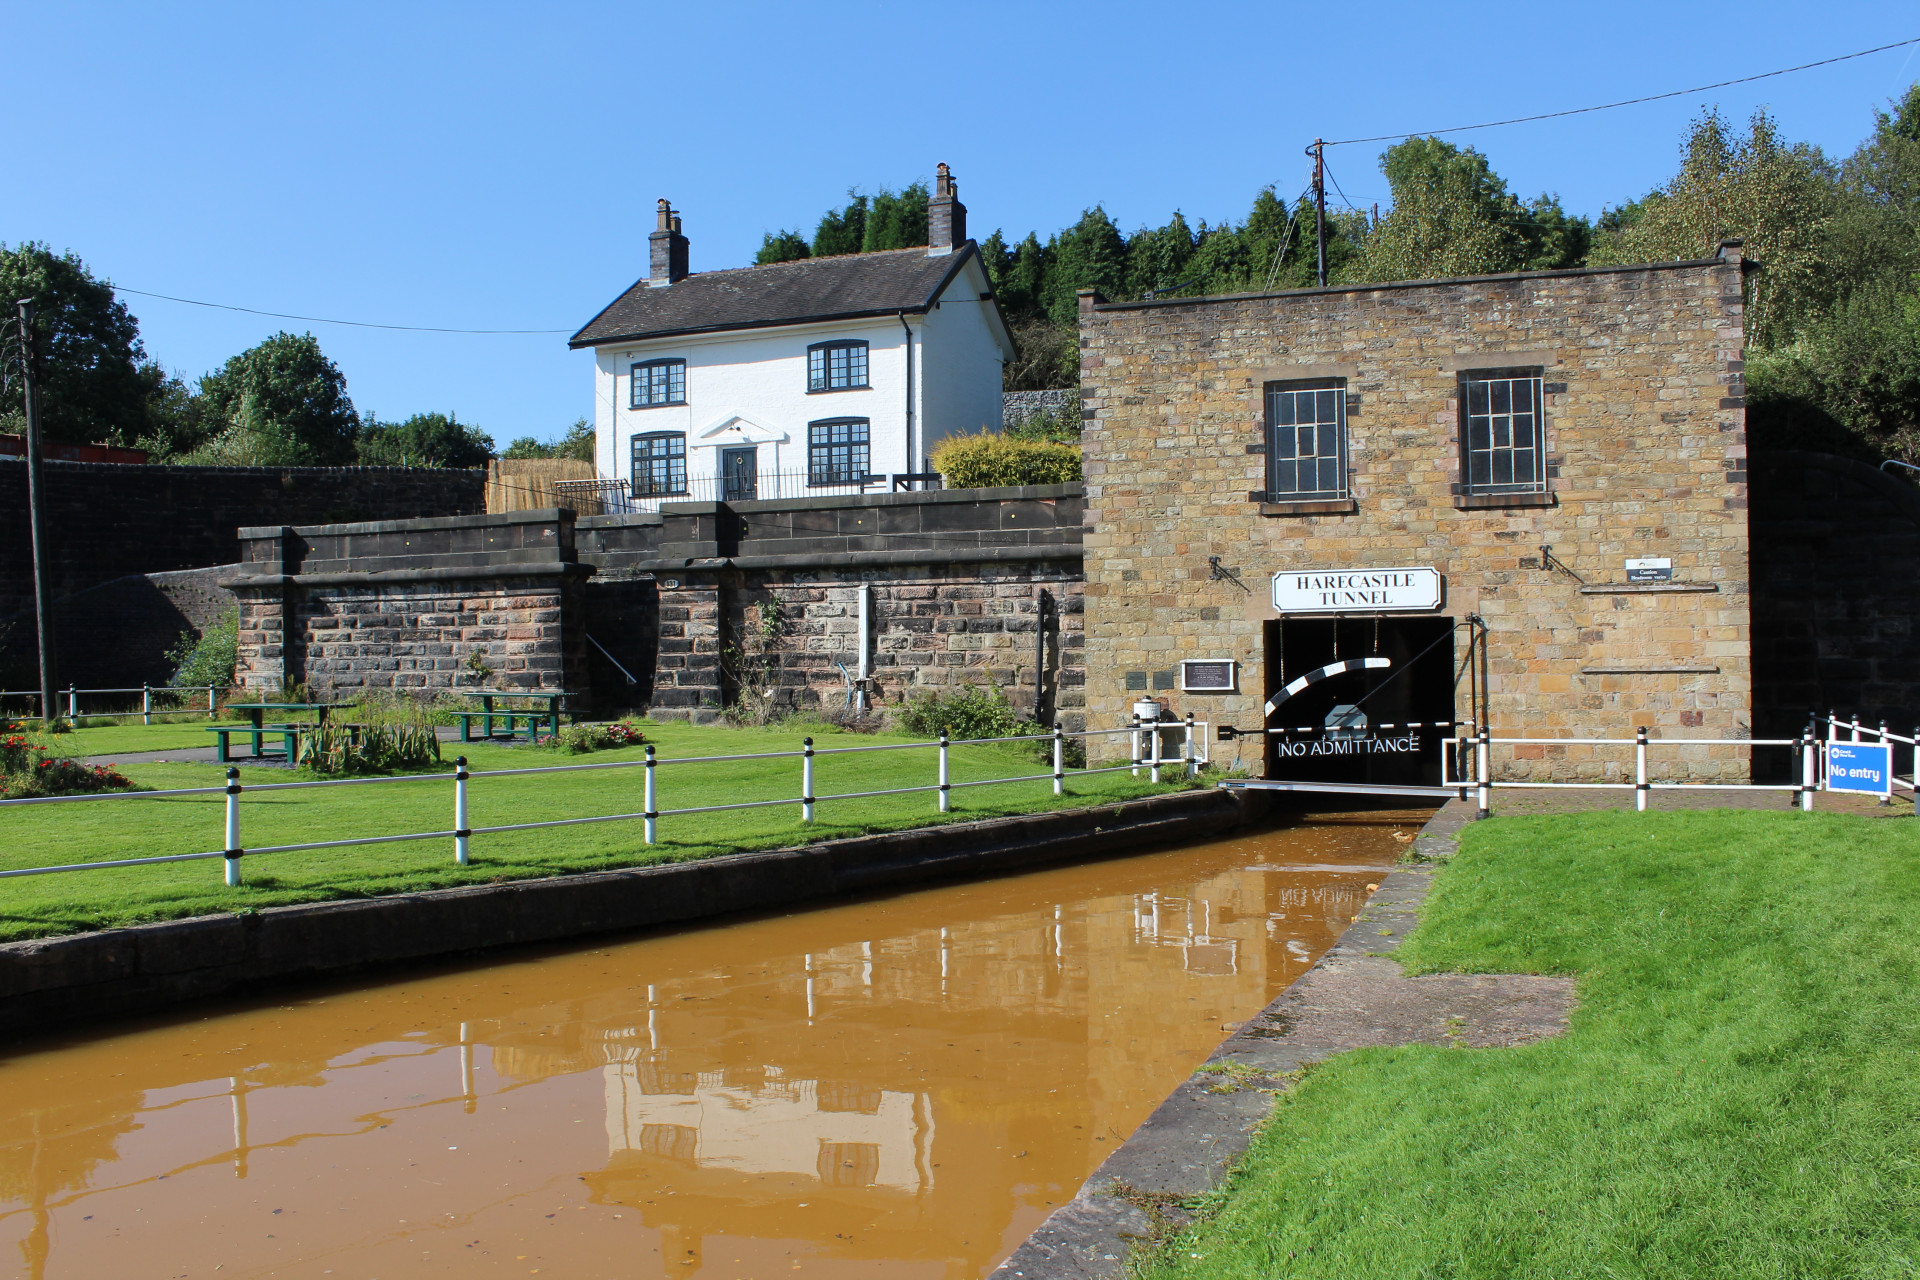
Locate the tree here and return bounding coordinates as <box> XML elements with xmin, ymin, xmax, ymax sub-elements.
<box><xmin>502</xmin><ymin>418</ymin><xmax>595</xmax><ymax>461</ymax></box>
<box><xmin>861</xmin><ymin>183</ymin><xmax>929</xmax><ymax>251</ymax></box>
<box><xmin>1124</xmin><ymin>210</ymin><xmax>1198</xmax><ymax>299</ymax></box>
<box><xmin>1354</xmin><ymin>137</ymin><xmax>1580</xmax><ymax>282</ymax></box>
<box><xmin>754</xmin><ymin>230</ymin><xmax>811</xmax><ymax>265</ymax></box>
<box><xmin>191</xmin><ymin>331</ymin><xmax>360</xmax><ymax>465</ymax></box>
<box><xmin>1042</xmin><ymin>207</ymin><xmax>1129</xmax><ymax>327</ymax></box>
<box><xmin>0</xmin><ymin>242</ymin><xmax>157</xmax><ymax>445</ymax></box>
<box><xmin>357</xmin><ymin>412</ymin><xmax>494</xmax><ymax>467</ymax></box>
<box><xmin>811</xmin><ymin>195</ymin><xmax>868</xmax><ymax>257</ymax></box>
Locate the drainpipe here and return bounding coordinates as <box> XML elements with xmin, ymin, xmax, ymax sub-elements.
<box><xmin>898</xmin><ymin>311</ymin><xmax>915</xmax><ymax>483</ymax></box>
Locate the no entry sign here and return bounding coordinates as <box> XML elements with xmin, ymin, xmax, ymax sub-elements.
<box><xmin>1825</xmin><ymin>741</ymin><xmax>1892</xmax><ymax>797</ymax></box>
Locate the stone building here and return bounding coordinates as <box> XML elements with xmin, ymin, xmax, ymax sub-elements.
<box><xmin>1077</xmin><ymin>243</ymin><xmax>1756</xmax><ymax>781</ymax></box>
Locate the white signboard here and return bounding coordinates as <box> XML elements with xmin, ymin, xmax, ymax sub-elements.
<box><xmin>1272</xmin><ymin>567</ymin><xmax>1443</xmax><ymax>614</ymax></box>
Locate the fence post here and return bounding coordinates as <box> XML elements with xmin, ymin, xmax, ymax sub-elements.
<box><xmin>66</xmin><ymin>685</ymin><xmax>76</xmax><ymax>721</ymax></box>
<box><xmin>142</xmin><ymin>684</ymin><xmax>152</xmax><ymax>726</ymax></box>
<box><xmin>1801</xmin><ymin>733</ymin><xmax>1817</xmax><ymax>812</ymax></box>
<box><xmin>223</xmin><ymin>767</ymin><xmax>243</xmax><ymax>887</ymax></box>
<box><xmin>453</xmin><ymin>756</ymin><xmax>470</xmax><ymax>865</ymax></box>
<box><xmin>937</xmin><ymin>730</ymin><xmax>950</xmax><ymax>813</ymax></box>
<box><xmin>1148</xmin><ymin>719</ymin><xmax>1162</xmax><ymax>784</ymax></box>
<box><xmin>1828</xmin><ymin>709</ymin><xmax>1837</xmax><ymax>742</ymax></box>
<box><xmin>1184</xmin><ymin>713</ymin><xmax>1197</xmax><ymax>779</ymax></box>
<box><xmin>801</xmin><ymin>736</ymin><xmax>815</xmax><ymax>824</ymax></box>
<box><xmin>1852</xmin><ymin>713</ymin><xmax>1862</xmax><ymax>743</ymax></box>
<box><xmin>209</xmin><ymin>683</ymin><xmax>217</xmax><ymax>719</ymax></box>
<box><xmin>644</xmin><ymin>744</ymin><xmax>658</xmax><ymax>844</ymax></box>
<box><xmin>1476</xmin><ymin>727</ymin><xmax>1491</xmax><ymax>820</ymax></box>
<box><xmin>1634</xmin><ymin>725</ymin><xmax>1650</xmax><ymax>813</ymax></box>
<box><xmin>1052</xmin><ymin>725</ymin><xmax>1064</xmax><ymax>796</ymax></box>
<box><xmin>1130</xmin><ymin>714</ymin><xmax>1142</xmax><ymax>778</ymax></box>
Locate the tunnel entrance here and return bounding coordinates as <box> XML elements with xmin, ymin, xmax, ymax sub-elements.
<box><xmin>1262</xmin><ymin>615</ymin><xmax>1457</xmax><ymax>787</ymax></box>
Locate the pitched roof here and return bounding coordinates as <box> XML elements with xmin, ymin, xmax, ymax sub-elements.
<box><xmin>569</xmin><ymin>242</ymin><xmax>987</xmax><ymax>348</ymax></box>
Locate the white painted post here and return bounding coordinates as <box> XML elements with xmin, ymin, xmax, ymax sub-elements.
<box><xmin>1476</xmin><ymin>727</ymin><xmax>1491</xmax><ymax>820</ymax></box>
<box><xmin>1802</xmin><ymin>733</ymin><xmax>1817</xmax><ymax>811</ymax></box>
<box><xmin>937</xmin><ymin>730</ymin><xmax>950</xmax><ymax>813</ymax></box>
<box><xmin>801</xmin><ymin>737</ymin><xmax>815</xmax><ymax>824</ymax></box>
<box><xmin>453</xmin><ymin>756</ymin><xmax>470</xmax><ymax>865</ymax></box>
<box><xmin>142</xmin><ymin>684</ymin><xmax>152</xmax><ymax>726</ymax></box>
<box><xmin>1184</xmin><ymin>713</ymin><xmax>1197</xmax><ymax>779</ymax></box>
<box><xmin>1130</xmin><ymin>714</ymin><xmax>1142</xmax><ymax>778</ymax></box>
<box><xmin>1635</xmin><ymin>725</ymin><xmax>1650</xmax><ymax>813</ymax></box>
<box><xmin>208</xmin><ymin>683</ymin><xmax>217</xmax><ymax>719</ymax></box>
<box><xmin>66</xmin><ymin>685</ymin><xmax>76</xmax><ymax>720</ymax></box>
<box><xmin>643</xmin><ymin>744</ymin><xmax>658</xmax><ymax>845</ymax></box>
<box><xmin>1828</xmin><ymin>710</ymin><xmax>1838</xmax><ymax>742</ymax></box>
<box><xmin>1852</xmin><ymin>713</ymin><xmax>1862</xmax><ymax>743</ymax></box>
<box><xmin>1052</xmin><ymin>725</ymin><xmax>1064</xmax><ymax>796</ymax></box>
<box><xmin>223</xmin><ymin>767</ymin><xmax>243</xmax><ymax>887</ymax></box>
<box><xmin>1881</xmin><ymin>721</ymin><xmax>1894</xmax><ymax>805</ymax></box>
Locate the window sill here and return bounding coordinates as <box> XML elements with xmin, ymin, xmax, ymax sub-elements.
<box><xmin>1453</xmin><ymin>490</ymin><xmax>1554</xmax><ymax>510</ymax></box>
<box><xmin>805</xmin><ymin>386</ymin><xmax>871</xmax><ymax>395</ymax></box>
<box><xmin>1256</xmin><ymin>497</ymin><xmax>1357</xmax><ymax>517</ymax></box>
<box><xmin>629</xmin><ymin>402</ymin><xmax>687</xmax><ymax>411</ymax></box>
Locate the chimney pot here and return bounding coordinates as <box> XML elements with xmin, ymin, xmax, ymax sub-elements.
<box><xmin>650</xmin><ymin>200</ymin><xmax>690</xmax><ymax>285</ymax></box>
<box><xmin>926</xmin><ymin>163</ymin><xmax>966</xmax><ymax>257</ymax></box>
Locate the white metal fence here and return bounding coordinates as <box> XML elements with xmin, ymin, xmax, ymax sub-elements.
<box><xmin>0</xmin><ymin>721</ymin><xmax>1211</xmax><ymax>887</ymax></box>
<box><xmin>1</xmin><ymin>684</ymin><xmax>220</xmax><ymax>722</ymax></box>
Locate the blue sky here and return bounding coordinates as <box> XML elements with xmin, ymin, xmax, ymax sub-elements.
<box><xmin>5</xmin><ymin>2</ymin><xmax>1915</xmax><ymax>447</ymax></box>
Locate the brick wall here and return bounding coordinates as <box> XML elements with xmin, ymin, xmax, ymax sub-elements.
<box><xmin>1078</xmin><ymin>249</ymin><xmax>1753</xmax><ymax>777</ymax></box>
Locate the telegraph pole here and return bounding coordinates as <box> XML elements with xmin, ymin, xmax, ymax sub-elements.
<box><xmin>1308</xmin><ymin>139</ymin><xmax>1328</xmax><ymax>287</ymax></box>
<box><xmin>17</xmin><ymin>299</ymin><xmax>56</xmax><ymax>724</ymax></box>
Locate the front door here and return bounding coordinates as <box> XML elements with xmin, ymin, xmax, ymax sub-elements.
<box><xmin>721</xmin><ymin>447</ymin><xmax>758</xmax><ymax>502</ymax></box>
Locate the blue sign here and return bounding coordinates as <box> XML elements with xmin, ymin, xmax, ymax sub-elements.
<box><xmin>1826</xmin><ymin>741</ymin><xmax>1892</xmax><ymax>794</ymax></box>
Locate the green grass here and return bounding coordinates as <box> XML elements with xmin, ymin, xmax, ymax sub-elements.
<box><xmin>1139</xmin><ymin>810</ymin><xmax>1920</xmax><ymax>1279</ymax></box>
<box><xmin>26</xmin><ymin>718</ymin><xmax>227</xmax><ymax>756</ymax></box>
<box><xmin>0</xmin><ymin>720</ymin><xmax>1183</xmax><ymax>942</ymax></box>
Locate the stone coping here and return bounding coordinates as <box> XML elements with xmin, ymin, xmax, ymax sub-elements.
<box><xmin>575</xmin><ymin>482</ymin><xmax>1084</xmax><ymax>527</ymax></box>
<box><xmin>238</xmin><ymin>507</ymin><xmax>565</xmax><ymax>541</ymax></box>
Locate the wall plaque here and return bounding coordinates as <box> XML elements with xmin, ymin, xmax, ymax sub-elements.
<box><xmin>1272</xmin><ymin>567</ymin><xmax>1442</xmax><ymax>614</ymax></box>
<box><xmin>1179</xmin><ymin>659</ymin><xmax>1237</xmax><ymax>692</ymax></box>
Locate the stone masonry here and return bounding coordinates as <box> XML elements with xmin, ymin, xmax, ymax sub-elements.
<box><xmin>1078</xmin><ymin>245</ymin><xmax>1754</xmax><ymax>778</ymax></box>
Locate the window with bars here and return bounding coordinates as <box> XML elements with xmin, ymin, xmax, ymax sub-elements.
<box><xmin>1460</xmin><ymin>369</ymin><xmax>1546</xmax><ymax>494</ymax></box>
<box><xmin>630</xmin><ymin>432</ymin><xmax>687</xmax><ymax>497</ymax></box>
<box><xmin>807</xmin><ymin>341</ymin><xmax>869</xmax><ymax>392</ymax></box>
<box><xmin>630</xmin><ymin>359</ymin><xmax>686</xmax><ymax>408</ymax></box>
<box><xmin>1264</xmin><ymin>379</ymin><xmax>1348</xmax><ymax>500</ymax></box>
<box><xmin>807</xmin><ymin>418</ymin><xmax>870</xmax><ymax>485</ymax></box>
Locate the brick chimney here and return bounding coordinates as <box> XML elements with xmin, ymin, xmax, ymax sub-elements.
<box><xmin>649</xmin><ymin>199</ymin><xmax>690</xmax><ymax>285</ymax></box>
<box><xmin>926</xmin><ymin>163</ymin><xmax>966</xmax><ymax>257</ymax></box>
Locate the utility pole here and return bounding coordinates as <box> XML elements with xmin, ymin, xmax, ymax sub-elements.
<box><xmin>17</xmin><ymin>299</ymin><xmax>56</xmax><ymax>724</ymax></box>
<box><xmin>1308</xmin><ymin>138</ymin><xmax>1328</xmax><ymax>288</ymax></box>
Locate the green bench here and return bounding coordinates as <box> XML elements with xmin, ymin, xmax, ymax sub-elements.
<box><xmin>207</xmin><ymin>723</ymin><xmax>305</xmax><ymax>763</ymax></box>
<box><xmin>453</xmin><ymin>710</ymin><xmax>554</xmax><ymax>743</ymax></box>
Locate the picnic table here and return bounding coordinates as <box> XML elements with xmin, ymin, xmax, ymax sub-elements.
<box><xmin>456</xmin><ymin>690</ymin><xmax>575</xmax><ymax>743</ymax></box>
<box><xmin>210</xmin><ymin>701</ymin><xmax>352</xmax><ymax>763</ymax></box>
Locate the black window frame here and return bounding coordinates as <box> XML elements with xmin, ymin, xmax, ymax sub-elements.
<box><xmin>630</xmin><ymin>358</ymin><xmax>686</xmax><ymax>409</ymax></box>
<box><xmin>1263</xmin><ymin>378</ymin><xmax>1349</xmax><ymax>502</ymax></box>
<box><xmin>1458</xmin><ymin>367</ymin><xmax>1547</xmax><ymax>496</ymax></box>
<box><xmin>630</xmin><ymin>431</ymin><xmax>688</xmax><ymax>498</ymax></box>
<box><xmin>806</xmin><ymin>417</ymin><xmax>871</xmax><ymax>486</ymax></box>
<box><xmin>807</xmin><ymin>341</ymin><xmax>870</xmax><ymax>393</ymax></box>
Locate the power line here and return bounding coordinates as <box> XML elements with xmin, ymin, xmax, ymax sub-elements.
<box><xmin>111</xmin><ymin>285</ymin><xmax>572</xmax><ymax>335</ymax></box>
<box><xmin>1325</xmin><ymin>35</ymin><xmax>1920</xmax><ymax>147</ymax></box>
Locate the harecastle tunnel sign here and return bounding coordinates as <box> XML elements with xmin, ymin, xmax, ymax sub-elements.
<box><xmin>1273</xmin><ymin>567</ymin><xmax>1443</xmax><ymax>614</ymax></box>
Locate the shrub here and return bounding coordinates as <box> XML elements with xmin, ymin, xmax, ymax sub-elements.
<box><xmin>165</xmin><ymin>610</ymin><xmax>239</xmax><ymax>693</ymax></box>
<box><xmin>297</xmin><ymin>699</ymin><xmax>442</xmax><ymax>775</ymax></box>
<box><xmin>543</xmin><ymin>720</ymin><xmax>648</xmax><ymax>754</ymax></box>
<box><xmin>0</xmin><ymin>733</ymin><xmax>135</xmax><ymax>798</ymax></box>
<box><xmin>930</xmin><ymin>433</ymin><xmax>1081</xmax><ymax>488</ymax></box>
<box><xmin>896</xmin><ymin>684</ymin><xmax>1033</xmax><ymax>742</ymax></box>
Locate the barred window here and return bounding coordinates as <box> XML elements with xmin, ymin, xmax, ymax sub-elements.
<box><xmin>1264</xmin><ymin>380</ymin><xmax>1347</xmax><ymax>500</ymax></box>
<box><xmin>630</xmin><ymin>359</ymin><xmax>686</xmax><ymax>408</ymax></box>
<box><xmin>807</xmin><ymin>418</ymin><xmax>870</xmax><ymax>485</ymax></box>
<box><xmin>807</xmin><ymin>341</ymin><xmax>869</xmax><ymax>392</ymax></box>
<box><xmin>1461</xmin><ymin>369</ymin><xmax>1546</xmax><ymax>494</ymax></box>
<box><xmin>631</xmin><ymin>432</ymin><xmax>687</xmax><ymax>497</ymax></box>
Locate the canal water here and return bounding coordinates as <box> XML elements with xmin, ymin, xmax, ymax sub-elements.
<box><xmin>0</xmin><ymin>812</ymin><xmax>1418</xmax><ymax>1279</ymax></box>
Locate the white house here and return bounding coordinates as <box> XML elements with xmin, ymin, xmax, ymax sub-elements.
<box><xmin>569</xmin><ymin>164</ymin><xmax>1015</xmax><ymax>507</ymax></box>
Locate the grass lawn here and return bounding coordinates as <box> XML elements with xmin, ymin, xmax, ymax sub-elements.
<box><xmin>1141</xmin><ymin>810</ymin><xmax>1920</xmax><ymax>1279</ymax></box>
<box><xmin>29</xmin><ymin>717</ymin><xmax>227</xmax><ymax>756</ymax></box>
<box><xmin>0</xmin><ymin>720</ymin><xmax>1185</xmax><ymax>942</ymax></box>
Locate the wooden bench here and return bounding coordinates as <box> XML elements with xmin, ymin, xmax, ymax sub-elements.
<box><xmin>207</xmin><ymin>723</ymin><xmax>305</xmax><ymax>763</ymax></box>
<box><xmin>453</xmin><ymin>710</ymin><xmax>553</xmax><ymax>743</ymax></box>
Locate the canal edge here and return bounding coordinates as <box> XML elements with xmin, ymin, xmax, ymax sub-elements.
<box><xmin>993</xmin><ymin>798</ymin><xmax>1574</xmax><ymax>1279</ymax></box>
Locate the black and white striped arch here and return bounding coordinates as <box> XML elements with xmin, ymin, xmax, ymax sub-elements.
<box><xmin>1264</xmin><ymin>657</ymin><xmax>1392</xmax><ymax>719</ymax></box>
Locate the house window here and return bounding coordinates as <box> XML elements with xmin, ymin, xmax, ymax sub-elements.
<box><xmin>1264</xmin><ymin>379</ymin><xmax>1348</xmax><ymax>500</ymax></box>
<box><xmin>1460</xmin><ymin>369</ymin><xmax>1546</xmax><ymax>494</ymax></box>
<box><xmin>630</xmin><ymin>359</ymin><xmax>686</xmax><ymax>408</ymax></box>
<box><xmin>807</xmin><ymin>341</ymin><xmax>869</xmax><ymax>392</ymax></box>
<box><xmin>631</xmin><ymin>432</ymin><xmax>687</xmax><ymax>497</ymax></box>
<box><xmin>808</xmin><ymin>418</ymin><xmax>870</xmax><ymax>485</ymax></box>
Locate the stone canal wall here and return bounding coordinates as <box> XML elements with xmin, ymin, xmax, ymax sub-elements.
<box><xmin>1077</xmin><ymin>247</ymin><xmax>1755</xmax><ymax>777</ymax></box>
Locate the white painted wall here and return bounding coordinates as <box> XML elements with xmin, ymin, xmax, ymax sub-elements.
<box><xmin>589</xmin><ymin>260</ymin><xmax>1010</xmax><ymax>503</ymax></box>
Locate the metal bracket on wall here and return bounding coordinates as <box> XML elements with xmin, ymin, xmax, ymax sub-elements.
<box><xmin>1539</xmin><ymin>543</ymin><xmax>1586</xmax><ymax>584</ymax></box>
<box><xmin>1208</xmin><ymin>556</ymin><xmax>1250</xmax><ymax>592</ymax></box>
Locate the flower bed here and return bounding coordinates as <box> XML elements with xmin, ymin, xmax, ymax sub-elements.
<box><xmin>0</xmin><ymin>734</ymin><xmax>136</xmax><ymax>798</ymax></box>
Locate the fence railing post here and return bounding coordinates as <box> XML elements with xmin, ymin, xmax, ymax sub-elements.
<box><xmin>1130</xmin><ymin>714</ymin><xmax>1142</xmax><ymax>778</ymax></box>
<box><xmin>1148</xmin><ymin>719</ymin><xmax>1162</xmax><ymax>784</ymax></box>
<box><xmin>937</xmin><ymin>730</ymin><xmax>950</xmax><ymax>813</ymax></box>
<box><xmin>1052</xmin><ymin>725</ymin><xmax>1064</xmax><ymax>796</ymax></box>
<box><xmin>1635</xmin><ymin>725</ymin><xmax>1650</xmax><ymax>812</ymax></box>
<box><xmin>1476</xmin><ymin>727</ymin><xmax>1491</xmax><ymax>820</ymax></box>
<box><xmin>644</xmin><ymin>744</ymin><xmax>657</xmax><ymax>844</ymax></box>
<box><xmin>1184</xmin><ymin>713</ymin><xmax>1196</xmax><ymax>779</ymax></box>
<box><xmin>66</xmin><ymin>685</ymin><xmax>76</xmax><ymax>721</ymax></box>
<box><xmin>1828</xmin><ymin>709</ymin><xmax>1837</xmax><ymax>742</ymax></box>
<box><xmin>1852</xmin><ymin>713</ymin><xmax>1862</xmax><ymax>743</ymax></box>
<box><xmin>223</xmin><ymin>767</ymin><xmax>243</xmax><ymax>887</ymax></box>
<box><xmin>208</xmin><ymin>683</ymin><xmax>217</xmax><ymax>719</ymax></box>
<box><xmin>142</xmin><ymin>683</ymin><xmax>152</xmax><ymax>726</ymax></box>
<box><xmin>453</xmin><ymin>756</ymin><xmax>470</xmax><ymax>865</ymax></box>
<box><xmin>1801</xmin><ymin>732</ymin><xmax>1817</xmax><ymax>812</ymax></box>
<box><xmin>801</xmin><ymin>736</ymin><xmax>815</xmax><ymax>824</ymax></box>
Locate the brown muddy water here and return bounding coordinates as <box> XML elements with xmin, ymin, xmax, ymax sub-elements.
<box><xmin>0</xmin><ymin>812</ymin><xmax>1420</xmax><ymax>1280</ymax></box>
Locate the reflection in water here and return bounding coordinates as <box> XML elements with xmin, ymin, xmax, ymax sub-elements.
<box><xmin>0</xmin><ymin>813</ymin><xmax>1416</xmax><ymax>1278</ymax></box>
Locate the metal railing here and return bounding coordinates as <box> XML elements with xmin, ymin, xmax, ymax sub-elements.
<box><xmin>0</xmin><ymin>683</ymin><xmax>220</xmax><ymax>722</ymax></box>
<box><xmin>0</xmin><ymin>720</ymin><xmax>1210</xmax><ymax>886</ymax></box>
<box><xmin>553</xmin><ymin>470</ymin><xmax>942</xmax><ymax>514</ymax></box>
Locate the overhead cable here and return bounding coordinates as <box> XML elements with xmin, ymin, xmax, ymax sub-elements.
<box><xmin>111</xmin><ymin>285</ymin><xmax>572</xmax><ymax>335</ymax></box>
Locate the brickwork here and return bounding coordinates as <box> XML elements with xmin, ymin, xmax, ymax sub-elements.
<box><xmin>1078</xmin><ymin>250</ymin><xmax>1754</xmax><ymax>777</ymax></box>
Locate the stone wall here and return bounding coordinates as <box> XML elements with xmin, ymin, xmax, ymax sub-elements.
<box><xmin>1003</xmin><ymin>389</ymin><xmax>1075</xmax><ymax>429</ymax></box>
<box><xmin>1078</xmin><ymin>248</ymin><xmax>1754</xmax><ymax>777</ymax></box>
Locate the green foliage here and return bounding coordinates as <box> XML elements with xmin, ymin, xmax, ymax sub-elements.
<box><xmin>1357</xmin><ymin>136</ymin><xmax>1589</xmax><ymax>281</ymax></box>
<box><xmin>187</xmin><ymin>331</ymin><xmax>361</xmax><ymax>465</ymax></box>
<box><xmin>755</xmin><ymin>230</ymin><xmax>811</xmax><ymax>265</ymax></box>
<box><xmin>1003</xmin><ymin>403</ymin><xmax>1082</xmax><ymax>443</ymax></box>
<box><xmin>895</xmin><ymin>683</ymin><xmax>1033</xmax><ymax>742</ymax></box>
<box><xmin>501</xmin><ymin>418</ymin><xmax>595</xmax><ymax>461</ymax></box>
<box><xmin>930</xmin><ymin>433</ymin><xmax>1081</xmax><ymax>487</ymax></box>
<box><xmin>1042</xmin><ymin>207</ymin><xmax>1130</xmax><ymax>326</ymax></box>
<box><xmin>863</xmin><ymin>183</ymin><xmax>930</xmax><ymax>251</ymax></box>
<box><xmin>1749</xmin><ymin>277</ymin><xmax>1920</xmax><ymax>460</ymax></box>
<box><xmin>297</xmin><ymin>698</ymin><xmax>441</xmax><ymax>775</ymax></box>
<box><xmin>542</xmin><ymin>720</ymin><xmax>648</xmax><ymax>754</ymax></box>
<box><xmin>0</xmin><ymin>242</ymin><xmax>164</xmax><ymax>447</ymax></box>
<box><xmin>812</xmin><ymin>193</ymin><xmax>869</xmax><ymax>256</ymax></box>
<box><xmin>165</xmin><ymin>610</ymin><xmax>238</xmax><ymax>692</ymax></box>
<box><xmin>356</xmin><ymin>411</ymin><xmax>494</xmax><ymax>468</ymax></box>
<box><xmin>0</xmin><ymin>731</ymin><xmax>135</xmax><ymax>798</ymax></box>
<box><xmin>1002</xmin><ymin>318</ymin><xmax>1077</xmax><ymax>392</ymax></box>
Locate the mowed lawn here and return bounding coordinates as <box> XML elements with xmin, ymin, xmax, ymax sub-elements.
<box><xmin>1143</xmin><ymin>810</ymin><xmax>1920</xmax><ymax>1280</ymax></box>
<box><xmin>0</xmin><ymin>720</ymin><xmax>1182</xmax><ymax>942</ymax></box>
